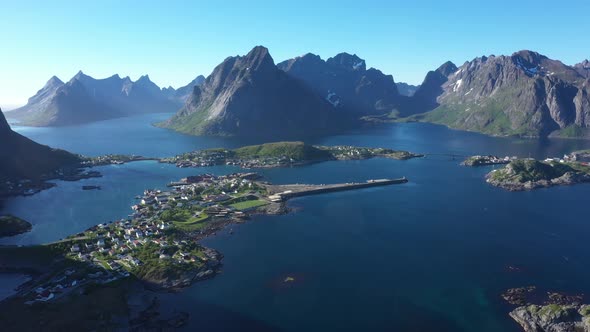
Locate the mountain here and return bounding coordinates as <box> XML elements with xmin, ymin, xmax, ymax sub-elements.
<box><xmin>9</xmin><ymin>72</ymin><xmax>180</xmax><ymax>126</ymax></box>
<box><xmin>166</xmin><ymin>75</ymin><xmax>206</xmax><ymax>103</ymax></box>
<box><xmin>409</xmin><ymin>51</ymin><xmax>590</xmax><ymax>138</ymax></box>
<box><xmin>277</xmin><ymin>53</ymin><xmax>400</xmax><ymax>115</ymax></box>
<box><xmin>160</xmin><ymin>46</ymin><xmax>345</xmax><ymax>137</ymax></box>
<box><xmin>0</xmin><ymin>109</ymin><xmax>80</xmax><ymax>180</ymax></box>
<box><xmin>396</xmin><ymin>82</ymin><xmax>420</xmax><ymax>97</ymax></box>
<box><xmin>575</xmin><ymin>60</ymin><xmax>590</xmax><ymax>78</ymax></box>
<box><xmin>161</xmin><ymin>75</ymin><xmax>206</xmax><ymax>103</ymax></box>
<box><xmin>406</xmin><ymin>61</ymin><xmax>458</xmax><ymax>112</ymax></box>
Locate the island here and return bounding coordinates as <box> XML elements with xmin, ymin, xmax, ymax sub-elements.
<box><xmin>0</xmin><ymin>215</ymin><xmax>32</xmax><ymax>238</ymax></box>
<box><xmin>502</xmin><ymin>286</ymin><xmax>590</xmax><ymax>332</ymax></box>
<box><xmin>485</xmin><ymin>159</ymin><xmax>590</xmax><ymax>191</ymax></box>
<box><xmin>160</xmin><ymin>141</ymin><xmax>423</xmax><ymax>169</ymax></box>
<box><xmin>0</xmin><ymin>172</ymin><xmax>408</xmax><ymax>330</ymax></box>
<box><xmin>79</xmin><ymin>154</ymin><xmax>158</xmax><ymax>167</ymax></box>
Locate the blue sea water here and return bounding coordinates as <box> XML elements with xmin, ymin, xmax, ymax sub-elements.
<box><xmin>3</xmin><ymin>113</ymin><xmax>590</xmax><ymax>331</ymax></box>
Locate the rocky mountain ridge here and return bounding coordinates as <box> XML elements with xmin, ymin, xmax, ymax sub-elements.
<box><xmin>9</xmin><ymin>72</ymin><xmax>185</xmax><ymax>126</ymax></box>
<box><xmin>408</xmin><ymin>50</ymin><xmax>590</xmax><ymax>138</ymax></box>
<box><xmin>160</xmin><ymin>46</ymin><xmax>346</xmax><ymax>137</ymax></box>
<box><xmin>277</xmin><ymin>52</ymin><xmax>401</xmax><ymax>115</ymax></box>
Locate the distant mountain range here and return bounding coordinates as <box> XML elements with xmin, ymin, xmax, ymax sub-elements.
<box><xmin>159</xmin><ymin>46</ymin><xmax>348</xmax><ymax>137</ymax></box>
<box><xmin>0</xmin><ymin>108</ymin><xmax>80</xmax><ymax>180</ymax></box>
<box><xmin>408</xmin><ymin>51</ymin><xmax>590</xmax><ymax>138</ymax></box>
<box><xmin>8</xmin><ymin>72</ymin><xmax>204</xmax><ymax>126</ymax></box>
<box><xmin>8</xmin><ymin>47</ymin><xmax>590</xmax><ymax>139</ymax></box>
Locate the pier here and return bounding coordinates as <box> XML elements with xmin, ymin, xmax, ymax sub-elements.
<box><xmin>266</xmin><ymin>178</ymin><xmax>408</xmax><ymax>202</ymax></box>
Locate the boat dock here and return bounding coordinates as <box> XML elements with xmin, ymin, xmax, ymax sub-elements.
<box><xmin>266</xmin><ymin>178</ymin><xmax>407</xmax><ymax>202</ymax></box>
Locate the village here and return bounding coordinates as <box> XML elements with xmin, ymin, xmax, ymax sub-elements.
<box><xmin>10</xmin><ymin>170</ymin><xmax>407</xmax><ymax>306</ymax></box>
<box><xmin>15</xmin><ymin>172</ymin><xmax>270</xmax><ymax>304</ymax></box>
<box><xmin>160</xmin><ymin>149</ymin><xmax>315</xmax><ymax>168</ymax></box>
<box><xmin>160</xmin><ymin>143</ymin><xmax>423</xmax><ymax>170</ymax></box>
<box><xmin>462</xmin><ymin>155</ymin><xmax>517</xmax><ymax>166</ymax></box>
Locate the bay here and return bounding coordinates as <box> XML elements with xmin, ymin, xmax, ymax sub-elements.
<box><xmin>3</xmin><ymin>114</ymin><xmax>590</xmax><ymax>331</ymax></box>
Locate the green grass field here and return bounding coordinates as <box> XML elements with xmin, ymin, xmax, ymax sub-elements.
<box><xmin>230</xmin><ymin>199</ymin><xmax>268</xmax><ymax>210</ymax></box>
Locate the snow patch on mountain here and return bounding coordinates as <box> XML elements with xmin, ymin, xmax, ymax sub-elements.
<box><xmin>453</xmin><ymin>79</ymin><xmax>463</xmax><ymax>92</ymax></box>
<box><xmin>352</xmin><ymin>60</ymin><xmax>365</xmax><ymax>70</ymax></box>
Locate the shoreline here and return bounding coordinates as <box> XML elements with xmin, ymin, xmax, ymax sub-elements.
<box><xmin>0</xmin><ymin>173</ymin><xmax>407</xmax><ymax>321</ymax></box>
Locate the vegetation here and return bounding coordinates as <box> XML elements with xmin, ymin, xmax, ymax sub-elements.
<box><xmin>0</xmin><ymin>215</ymin><xmax>32</xmax><ymax>237</ymax></box>
<box><xmin>233</xmin><ymin>141</ymin><xmax>332</xmax><ymax>161</ymax></box>
<box><xmin>163</xmin><ymin>141</ymin><xmax>422</xmax><ymax>169</ymax></box>
<box><xmin>229</xmin><ymin>199</ymin><xmax>268</xmax><ymax>210</ymax></box>
<box><xmin>132</xmin><ymin>242</ymin><xmax>203</xmax><ymax>282</ymax></box>
<box><xmin>490</xmin><ymin>159</ymin><xmax>569</xmax><ymax>183</ymax></box>
<box><xmin>0</xmin><ymin>279</ymin><xmax>131</xmax><ymax>331</ymax></box>
<box><xmin>551</xmin><ymin>125</ymin><xmax>590</xmax><ymax>138</ymax></box>
<box><xmin>402</xmin><ymin>88</ymin><xmax>542</xmax><ymax>138</ymax></box>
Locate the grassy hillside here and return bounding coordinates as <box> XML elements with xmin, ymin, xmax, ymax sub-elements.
<box><xmin>0</xmin><ymin>131</ymin><xmax>81</xmax><ymax>181</ymax></box>
<box><xmin>232</xmin><ymin>141</ymin><xmax>332</xmax><ymax>161</ymax></box>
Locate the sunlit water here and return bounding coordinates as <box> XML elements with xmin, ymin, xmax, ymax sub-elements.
<box><xmin>3</xmin><ymin>113</ymin><xmax>590</xmax><ymax>331</ymax></box>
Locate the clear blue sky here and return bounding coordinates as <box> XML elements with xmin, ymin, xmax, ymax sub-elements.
<box><xmin>1</xmin><ymin>0</ymin><xmax>589</xmax><ymax>109</ymax></box>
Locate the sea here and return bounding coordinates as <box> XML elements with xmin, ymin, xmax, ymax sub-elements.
<box><xmin>2</xmin><ymin>112</ymin><xmax>590</xmax><ymax>331</ymax></box>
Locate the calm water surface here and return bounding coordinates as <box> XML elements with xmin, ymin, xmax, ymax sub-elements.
<box><xmin>3</xmin><ymin>113</ymin><xmax>590</xmax><ymax>331</ymax></box>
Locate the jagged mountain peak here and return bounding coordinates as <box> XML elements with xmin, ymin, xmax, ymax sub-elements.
<box><xmin>47</xmin><ymin>76</ymin><xmax>64</xmax><ymax>86</ymax></box>
<box><xmin>137</xmin><ymin>74</ymin><xmax>151</xmax><ymax>81</ymax></box>
<box><xmin>327</xmin><ymin>53</ymin><xmax>366</xmax><ymax>71</ymax></box>
<box><xmin>239</xmin><ymin>45</ymin><xmax>275</xmax><ymax>71</ymax></box>
<box><xmin>436</xmin><ymin>61</ymin><xmax>458</xmax><ymax>76</ymax></box>
<box><xmin>162</xmin><ymin>46</ymin><xmax>344</xmax><ymax>137</ymax></box>
<box><xmin>512</xmin><ymin>50</ymin><xmax>548</xmax><ymax>64</ymax></box>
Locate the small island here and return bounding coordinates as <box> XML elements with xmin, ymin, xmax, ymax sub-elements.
<box><xmin>0</xmin><ymin>215</ymin><xmax>32</xmax><ymax>238</ymax></box>
<box><xmin>486</xmin><ymin>159</ymin><xmax>590</xmax><ymax>191</ymax></box>
<box><xmin>160</xmin><ymin>141</ymin><xmax>423</xmax><ymax>169</ymax></box>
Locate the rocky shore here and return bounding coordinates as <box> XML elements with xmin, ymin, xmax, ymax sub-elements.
<box><xmin>502</xmin><ymin>287</ymin><xmax>590</xmax><ymax>332</ymax></box>
<box><xmin>486</xmin><ymin>159</ymin><xmax>590</xmax><ymax>191</ymax></box>
<box><xmin>510</xmin><ymin>305</ymin><xmax>590</xmax><ymax>332</ymax></box>
<box><xmin>487</xmin><ymin>171</ymin><xmax>590</xmax><ymax>191</ymax></box>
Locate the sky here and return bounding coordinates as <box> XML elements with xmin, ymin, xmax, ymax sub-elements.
<box><xmin>1</xmin><ymin>0</ymin><xmax>589</xmax><ymax>109</ymax></box>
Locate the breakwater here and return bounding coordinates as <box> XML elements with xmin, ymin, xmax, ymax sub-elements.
<box><xmin>266</xmin><ymin>178</ymin><xmax>407</xmax><ymax>202</ymax></box>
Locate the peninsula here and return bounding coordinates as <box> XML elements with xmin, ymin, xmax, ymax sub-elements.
<box><xmin>0</xmin><ymin>172</ymin><xmax>407</xmax><ymax>330</ymax></box>
<box><xmin>160</xmin><ymin>141</ymin><xmax>423</xmax><ymax>169</ymax></box>
<box><xmin>0</xmin><ymin>215</ymin><xmax>32</xmax><ymax>238</ymax></box>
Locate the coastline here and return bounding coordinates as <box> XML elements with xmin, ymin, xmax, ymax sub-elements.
<box><xmin>0</xmin><ymin>172</ymin><xmax>407</xmax><ymax>329</ymax></box>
